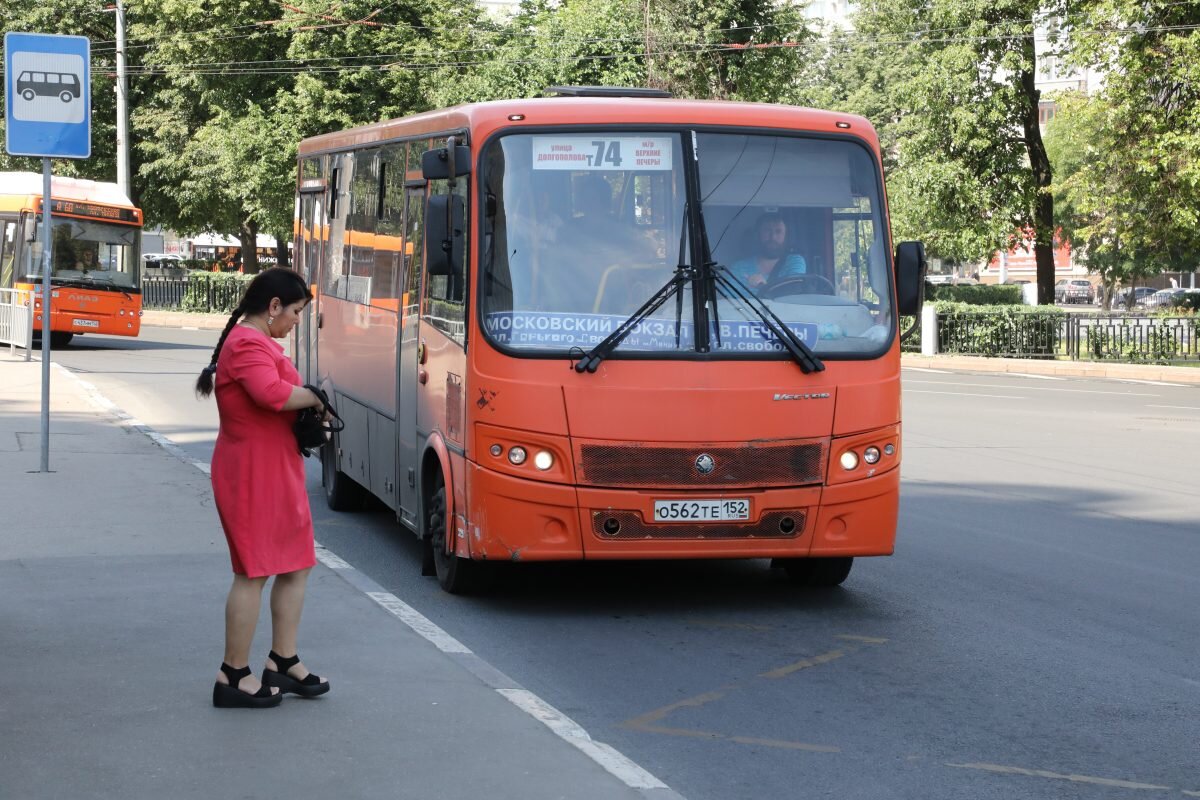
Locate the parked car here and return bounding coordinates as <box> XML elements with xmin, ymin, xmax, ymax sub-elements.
<box><xmin>1111</xmin><ymin>286</ymin><xmax>1157</xmax><ymax>309</ymax></box>
<box><xmin>1143</xmin><ymin>288</ymin><xmax>1186</xmax><ymax>309</ymax></box>
<box><xmin>142</xmin><ymin>253</ymin><xmax>183</xmax><ymax>263</ymax></box>
<box><xmin>1054</xmin><ymin>278</ymin><xmax>1095</xmax><ymax>304</ymax></box>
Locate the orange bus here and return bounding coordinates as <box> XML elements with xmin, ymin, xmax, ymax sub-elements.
<box><xmin>294</xmin><ymin>87</ymin><xmax>926</xmax><ymax>593</ymax></box>
<box><xmin>0</xmin><ymin>172</ymin><xmax>144</xmax><ymax>346</ymax></box>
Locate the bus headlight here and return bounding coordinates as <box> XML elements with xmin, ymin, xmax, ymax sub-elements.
<box><xmin>508</xmin><ymin>446</ymin><xmax>527</xmax><ymax>465</ymax></box>
<box><xmin>534</xmin><ymin>450</ymin><xmax>554</xmax><ymax>471</ymax></box>
<box><xmin>863</xmin><ymin>446</ymin><xmax>881</xmax><ymax>465</ymax></box>
<box><xmin>839</xmin><ymin>450</ymin><xmax>859</xmax><ymax>470</ymax></box>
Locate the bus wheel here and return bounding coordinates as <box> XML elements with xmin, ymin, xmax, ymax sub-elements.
<box><xmin>321</xmin><ymin>434</ymin><xmax>368</xmax><ymax>511</ymax></box>
<box><xmin>776</xmin><ymin>557</ymin><xmax>853</xmax><ymax>588</ymax></box>
<box><xmin>426</xmin><ymin>479</ymin><xmax>491</xmax><ymax>595</ymax></box>
<box><xmin>49</xmin><ymin>332</ymin><xmax>74</xmax><ymax>348</ymax></box>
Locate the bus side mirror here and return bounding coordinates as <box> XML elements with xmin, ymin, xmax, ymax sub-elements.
<box><xmin>426</xmin><ymin>194</ymin><xmax>465</xmax><ymax>277</ymax></box>
<box><xmin>894</xmin><ymin>241</ymin><xmax>927</xmax><ymax>316</ymax></box>
<box><xmin>421</xmin><ymin>145</ymin><xmax>472</xmax><ymax>181</ymax></box>
<box><xmin>22</xmin><ymin>215</ymin><xmax>38</xmax><ymax>243</ymax></box>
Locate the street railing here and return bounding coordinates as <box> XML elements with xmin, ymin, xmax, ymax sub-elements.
<box><xmin>142</xmin><ymin>274</ymin><xmax>249</xmax><ymax>313</ymax></box>
<box><xmin>916</xmin><ymin>305</ymin><xmax>1200</xmax><ymax>363</ymax></box>
<box><xmin>0</xmin><ymin>287</ymin><xmax>34</xmax><ymax>360</ymax></box>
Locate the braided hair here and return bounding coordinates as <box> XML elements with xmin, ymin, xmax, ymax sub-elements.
<box><xmin>195</xmin><ymin>267</ymin><xmax>312</xmax><ymax>397</ymax></box>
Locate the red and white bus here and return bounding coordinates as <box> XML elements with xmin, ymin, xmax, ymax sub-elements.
<box><xmin>294</xmin><ymin>87</ymin><xmax>925</xmax><ymax>593</ymax></box>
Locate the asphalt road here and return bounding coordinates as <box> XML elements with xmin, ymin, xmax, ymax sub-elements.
<box><xmin>50</xmin><ymin>328</ymin><xmax>1200</xmax><ymax>800</ymax></box>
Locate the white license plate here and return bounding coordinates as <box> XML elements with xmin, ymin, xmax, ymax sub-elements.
<box><xmin>72</xmin><ymin>319</ymin><xmax>100</xmax><ymax>328</ymax></box>
<box><xmin>653</xmin><ymin>499</ymin><xmax>750</xmax><ymax>523</ymax></box>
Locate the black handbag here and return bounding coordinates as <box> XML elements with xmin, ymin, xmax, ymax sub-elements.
<box><xmin>293</xmin><ymin>384</ymin><xmax>344</xmax><ymax>456</ymax></box>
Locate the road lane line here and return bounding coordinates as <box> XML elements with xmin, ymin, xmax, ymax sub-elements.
<box><xmin>902</xmin><ymin>367</ymin><xmax>952</xmax><ymax>374</ymax></box>
<box><xmin>1147</xmin><ymin>404</ymin><xmax>1200</xmax><ymax>411</ymax></box>
<box><xmin>1005</xmin><ymin>372</ymin><xmax>1065</xmax><ymax>380</ymax></box>
<box><xmin>623</xmin><ymin>689</ymin><xmax>732</xmax><ymax>731</ymax></box>
<box><xmin>945</xmin><ymin>762</ymin><xmax>1171</xmax><ymax>791</ymax></box>
<box><xmin>1115</xmin><ymin>379</ymin><xmax>1188</xmax><ymax>387</ymax></box>
<box><xmin>907</xmin><ymin>390</ymin><xmax>1026</xmax><ymax>399</ymax></box>
<box><xmin>64</xmin><ymin>370</ymin><xmax>680</xmax><ymax>798</ymax></box>
<box><xmin>905</xmin><ymin>379</ymin><xmax>1158</xmax><ymax>396</ymax></box>
<box><xmin>499</xmin><ymin>689</ymin><xmax>671</xmax><ymax>791</ymax></box>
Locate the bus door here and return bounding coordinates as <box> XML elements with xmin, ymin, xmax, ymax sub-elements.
<box><xmin>396</xmin><ymin>183</ymin><xmax>425</xmax><ymax>526</ymax></box>
<box><xmin>297</xmin><ymin>189</ymin><xmax>324</xmax><ymax>382</ymax></box>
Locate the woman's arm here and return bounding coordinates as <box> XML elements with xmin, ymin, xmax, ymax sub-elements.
<box><xmin>280</xmin><ymin>385</ymin><xmax>324</xmax><ymax>412</ymax></box>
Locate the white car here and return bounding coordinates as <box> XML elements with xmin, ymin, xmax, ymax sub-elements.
<box><xmin>142</xmin><ymin>253</ymin><xmax>183</xmax><ymax>263</ymax></box>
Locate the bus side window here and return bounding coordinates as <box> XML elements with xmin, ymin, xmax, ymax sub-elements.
<box><xmin>373</xmin><ymin>143</ymin><xmax>407</xmax><ymax>302</ymax></box>
<box><xmin>1</xmin><ymin>222</ymin><xmax>15</xmax><ymax>288</ymax></box>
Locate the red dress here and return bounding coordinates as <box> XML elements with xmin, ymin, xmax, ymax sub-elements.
<box><xmin>211</xmin><ymin>325</ymin><xmax>316</xmax><ymax>578</ymax></box>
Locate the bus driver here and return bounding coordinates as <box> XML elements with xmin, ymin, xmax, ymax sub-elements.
<box><xmin>729</xmin><ymin>212</ymin><xmax>807</xmax><ymax>291</ymax></box>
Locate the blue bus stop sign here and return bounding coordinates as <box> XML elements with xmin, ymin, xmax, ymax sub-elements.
<box><xmin>4</xmin><ymin>32</ymin><xmax>91</xmax><ymax>159</ymax></box>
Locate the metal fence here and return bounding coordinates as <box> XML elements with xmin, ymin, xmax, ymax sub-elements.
<box><xmin>141</xmin><ymin>275</ymin><xmax>247</xmax><ymax>313</ymax></box>
<box><xmin>0</xmin><ymin>288</ymin><xmax>33</xmax><ymax>359</ymax></box>
<box><xmin>921</xmin><ymin>308</ymin><xmax>1200</xmax><ymax>363</ymax></box>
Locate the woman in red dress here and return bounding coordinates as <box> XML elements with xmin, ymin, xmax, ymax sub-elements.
<box><xmin>195</xmin><ymin>268</ymin><xmax>331</xmax><ymax>708</ymax></box>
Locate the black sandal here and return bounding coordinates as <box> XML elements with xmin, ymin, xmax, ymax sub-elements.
<box><xmin>213</xmin><ymin>662</ymin><xmax>283</xmax><ymax>708</ymax></box>
<box><xmin>262</xmin><ymin>650</ymin><xmax>330</xmax><ymax>698</ymax></box>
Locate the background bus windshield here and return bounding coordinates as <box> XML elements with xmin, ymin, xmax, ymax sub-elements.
<box><xmin>22</xmin><ymin>217</ymin><xmax>139</xmax><ymax>290</ymax></box>
<box><xmin>481</xmin><ymin>131</ymin><xmax>893</xmax><ymax>357</ymax></box>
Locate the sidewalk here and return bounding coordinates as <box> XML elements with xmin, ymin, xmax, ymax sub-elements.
<box><xmin>901</xmin><ymin>353</ymin><xmax>1200</xmax><ymax>384</ymax></box>
<box><xmin>0</xmin><ymin>354</ymin><xmax>677</xmax><ymax>800</ymax></box>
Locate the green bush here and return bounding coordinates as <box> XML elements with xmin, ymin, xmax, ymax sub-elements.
<box><xmin>925</xmin><ymin>283</ymin><xmax>1023</xmax><ymax>305</ymax></box>
<box><xmin>933</xmin><ymin>302</ymin><xmax>1066</xmax><ymax>358</ymax></box>
<box><xmin>182</xmin><ymin>270</ymin><xmax>252</xmax><ymax>313</ymax></box>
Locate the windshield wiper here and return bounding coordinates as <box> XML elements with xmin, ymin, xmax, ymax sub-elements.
<box><xmin>711</xmin><ymin>264</ymin><xmax>825</xmax><ymax>374</ymax></box>
<box><xmin>573</xmin><ymin>263</ymin><xmax>694</xmax><ymax>373</ymax></box>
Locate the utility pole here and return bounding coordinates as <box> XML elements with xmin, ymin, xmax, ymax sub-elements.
<box><xmin>114</xmin><ymin>0</ymin><xmax>130</xmax><ymax>197</ymax></box>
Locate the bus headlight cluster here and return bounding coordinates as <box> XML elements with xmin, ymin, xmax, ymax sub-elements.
<box><xmin>494</xmin><ymin>443</ymin><xmax>554</xmax><ymax>471</ymax></box>
<box><xmin>839</xmin><ymin>442</ymin><xmax>894</xmax><ymax>471</ymax></box>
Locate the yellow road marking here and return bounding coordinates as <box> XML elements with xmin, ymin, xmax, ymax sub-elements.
<box><xmin>946</xmin><ymin>762</ymin><xmax>1172</xmax><ymax>791</ymax></box>
<box><xmin>622</xmin><ymin>689</ymin><xmax>731</xmax><ymax>731</ymax></box>
<box><xmin>759</xmin><ymin>648</ymin><xmax>849</xmax><ymax>679</ymax></box>
<box><xmin>729</xmin><ymin>736</ymin><xmax>841</xmax><ymax>753</ymax></box>
<box><xmin>836</xmin><ymin>634</ymin><xmax>889</xmax><ymax>644</ymax></box>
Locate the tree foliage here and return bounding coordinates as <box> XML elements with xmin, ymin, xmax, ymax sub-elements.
<box><xmin>831</xmin><ymin>0</ymin><xmax>1061</xmax><ymax>302</ymax></box>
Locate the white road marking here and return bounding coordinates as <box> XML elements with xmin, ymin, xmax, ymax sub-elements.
<box><xmin>905</xmin><ymin>379</ymin><xmax>1158</xmax><ymax>396</ymax></box>
<box><xmin>1115</xmin><ymin>378</ymin><xmax>1188</xmax><ymax>387</ymax></box>
<box><xmin>1005</xmin><ymin>372</ymin><xmax>1065</xmax><ymax>380</ymax></box>
<box><xmin>907</xmin><ymin>390</ymin><xmax>1025</xmax><ymax>399</ymax></box>
<box><xmin>499</xmin><ymin>689</ymin><xmax>670</xmax><ymax>790</ymax></box>
<box><xmin>1147</xmin><ymin>404</ymin><xmax>1200</xmax><ymax>411</ymax></box>
<box><xmin>902</xmin><ymin>367</ymin><xmax>952</xmax><ymax>374</ymax></box>
<box><xmin>314</xmin><ymin>543</ymin><xmax>352</xmax><ymax>569</ymax></box>
<box><xmin>366</xmin><ymin>591</ymin><xmax>471</xmax><ymax>654</ymax></box>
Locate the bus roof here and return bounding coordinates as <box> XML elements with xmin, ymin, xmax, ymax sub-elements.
<box><xmin>0</xmin><ymin>172</ymin><xmax>134</xmax><ymax>208</ymax></box>
<box><xmin>298</xmin><ymin>96</ymin><xmax>877</xmax><ymax>156</ymax></box>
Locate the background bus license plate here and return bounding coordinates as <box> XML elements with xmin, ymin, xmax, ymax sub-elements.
<box><xmin>654</xmin><ymin>499</ymin><xmax>750</xmax><ymax>523</ymax></box>
<box><xmin>72</xmin><ymin>319</ymin><xmax>99</xmax><ymax>328</ymax></box>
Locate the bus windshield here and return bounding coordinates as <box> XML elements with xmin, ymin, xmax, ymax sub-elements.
<box><xmin>22</xmin><ymin>216</ymin><xmax>139</xmax><ymax>291</ymax></box>
<box><xmin>481</xmin><ymin>130</ymin><xmax>893</xmax><ymax>358</ymax></box>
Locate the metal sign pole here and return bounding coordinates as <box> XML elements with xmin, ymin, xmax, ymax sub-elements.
<box><xmin>40</xmin><ymin>157</ymin><xmax>53</xmax><ymax>472</ymax></box>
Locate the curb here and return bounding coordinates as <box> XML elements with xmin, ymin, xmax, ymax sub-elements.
<box><xmin>901</xmin><ymin>353</ymin><xmax>1200</xmax><ymax>384</ymax></box>
<box><xmin>140</xmin><ymin>310</ymin><xmax>229</xmax><ymax>330</ymax></box>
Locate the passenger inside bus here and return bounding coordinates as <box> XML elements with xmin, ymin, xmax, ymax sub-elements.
<box><xmin>74</xmin><ymin>246</ymin><xmax>98</xmax><ymax>272</ymax></box>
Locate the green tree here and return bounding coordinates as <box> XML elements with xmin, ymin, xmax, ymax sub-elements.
<box><xmin>0</xmin><ymin>0</ymin><xmax>122</xmax><ymax>184</ymax></box>
<box><xmin>1067</xmin><ymin>0</ymin><xmax>1200</xmax><ymax>277</ymax></box>
<box><xmin>430</xmin><ymin>0</ymin><xmax>813</xmax><ymax>106</ymax></box>
<box><xmin>837</xmin><ymin>0</ymin><xmax>1061</xmax><ymax>302</ymax></box>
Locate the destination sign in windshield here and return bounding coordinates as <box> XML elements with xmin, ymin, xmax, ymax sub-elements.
<box><xmin>40</xmin><ymin>198</ymin><xmax>140</xmax><ymax>225</ymax></box>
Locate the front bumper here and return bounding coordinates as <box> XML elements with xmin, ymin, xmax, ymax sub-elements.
<box><xmin>465</xmin><ymin>461</ymin><xmax>900</xmax><ymax>561</ymax></box>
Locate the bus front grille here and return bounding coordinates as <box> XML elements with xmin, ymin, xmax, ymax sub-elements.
<box><xmin>591</xmin><ymin>510</ymin><xmax>806</xmax><ymax>540</ymax></box>
<box><xmin>576</xmin><ymin>441</ymin><xmax>827</xmax><ymax>487</ymax></box>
